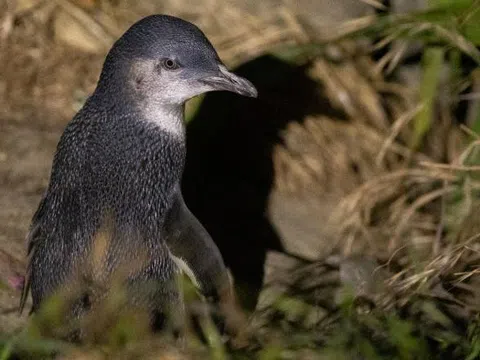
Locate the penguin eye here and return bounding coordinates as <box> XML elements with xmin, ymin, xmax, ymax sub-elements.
<box><xmin>161</xmin><ymin>58</ymin><xmax>180</xmax><ymax>71</ymax></box>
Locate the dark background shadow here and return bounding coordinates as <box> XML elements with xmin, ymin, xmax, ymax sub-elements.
<box><xmin>182</xmin><ymin>55</ymin><xmax>340</xmax><ymax>308</ymax></box>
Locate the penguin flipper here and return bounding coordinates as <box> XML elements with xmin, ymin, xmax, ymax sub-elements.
<box><xmin>19</xmin><ymin>238</ymin><xmax>34</xmax><ymax>314</ymax></box>
<box><xmin>164</xmin><ymin>188</ymin><xmax>231</xmax><ymax>302</ymax></box>
<box><xmin>19</xmin><ymin>191</ymin><xmax>49</xmax><ymax>314</ymax></box>
<box><xmin>164</xmin><ymin>188</ymin><xmax>249</xmax><ymax>339</ymax></box>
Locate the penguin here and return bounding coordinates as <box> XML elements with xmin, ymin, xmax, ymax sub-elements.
<box><xmin>19</xmin><ymin>14</ymin><xmax>257</xmax><ymax>334</ymax></box>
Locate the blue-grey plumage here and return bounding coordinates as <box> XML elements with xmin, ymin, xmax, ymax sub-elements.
<box><xmin>20</xmin><ymin>15</ymin><xmax>257</xmax><ymax>332</ymax></box>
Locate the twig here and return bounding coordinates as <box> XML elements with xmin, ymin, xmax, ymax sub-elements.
<box><xmin>460</xmin><ymin>124</ymin><xmax>480</xmax><ymax>139</ymax></box>
<box><xmin>433</xmin><ymin>179</ymin><xmax>447</xmax><ymax>256</ymax></box>
<box><xmin>359</xmin><ymin>0</ymin><xmax>387</xmax><ymax>10</ymax></box>
<box><xmin>420</xmin><ymin>162</ymin><xmax>480</xmax><ymax>172</ymax></box>
<box><xmin>375</xmin><ymin>103</ymin><xmax>423</xmax><ymax>165</ymax></box>
<box><xmin>389</xmin><ymin>186</ymin><xmax>455</xmax><ymax>251</ymax></box>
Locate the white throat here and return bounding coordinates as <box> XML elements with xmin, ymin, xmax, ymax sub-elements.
<box><xmin>141</xmin><ymin>103</ymin><xmax>185</xmax><ymax>137</ymax></box>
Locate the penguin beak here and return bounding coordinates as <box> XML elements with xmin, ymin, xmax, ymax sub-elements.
<box><xmin>200</xmin><ymin>65</ymin><xmax>258</xmax><ymax>98</ymax></box>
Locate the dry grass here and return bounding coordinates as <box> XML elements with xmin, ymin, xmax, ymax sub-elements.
<box><xmin>0</xmin><ymin>0</ymin><xmax>479</xmax><ymax>358</ymax></box>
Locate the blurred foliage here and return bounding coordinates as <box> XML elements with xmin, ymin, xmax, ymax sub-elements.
<box><xmin>3</xmin><ymin>289</ymin><xmax>477</xmax><ymax>360</ymax></box>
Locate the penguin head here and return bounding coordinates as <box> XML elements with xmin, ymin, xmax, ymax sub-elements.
<box><xmin>97</xmin><ymin>15</ymin><xmax>257</xmax><ymax>106</ymax></box>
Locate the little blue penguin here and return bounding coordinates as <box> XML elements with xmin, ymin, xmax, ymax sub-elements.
<box><xmin>19</xmin><ymin>14</ymin><xmax>257</xmax><ymax>332</ymax></box>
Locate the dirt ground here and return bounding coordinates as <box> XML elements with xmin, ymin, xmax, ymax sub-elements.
<box><xmin>0</xmin><ymin>112</ymin><xmax>58</xmax><ymax>332</ymax></box>
<box><xmin>0</xmin><ymin>88</ymin><xmax>83</xmax><ymax>333</ymax></box>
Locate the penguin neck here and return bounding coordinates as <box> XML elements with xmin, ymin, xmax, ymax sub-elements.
<box><xmin>89</xmin><ymin>85</ymin><xmax>186</xmax><ymax>139</ymax></box>
<box><xmin>138</xmin><ymin>101</ymin><xmax>186</xmax><ymax>139</ymax></box>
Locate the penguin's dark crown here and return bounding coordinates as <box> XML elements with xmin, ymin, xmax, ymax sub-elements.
<box><xmin>108</xmin><ymin>15</ymin><xmax>219</xmax><ymax>62</ymax></box>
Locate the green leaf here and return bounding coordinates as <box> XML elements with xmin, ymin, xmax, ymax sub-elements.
<box><xmin>0</xmin><ymin>342</ymin><xmax>13</xmax><ymax>360</ymax></box>
<box><xmin>185</xmin><ymin>94</ymin><xmax>205</xmax><ymax>124</ymax></box>
<box><xmin>258</xmin><ymin>346</ymin><xmax>283</xmax><ymax>360</ymax></box>
<box><xmin>271</xmin><ymin>44</ymin><xmax>324</xmax><ymax>65</ymax></box>
<box><xmin>428</xmin><ymin>0</ymin><xmax>475</xmax><ymax>11</ymax></box>
<box><xmin>411</xmin><ymin>47</ymin><xmax>445</xmax><ymax>150</ymax></box>
<box><xmin>469</xmin><ymin>69</ymin><xmax>480</xmax><ymax>134</ymax></box>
